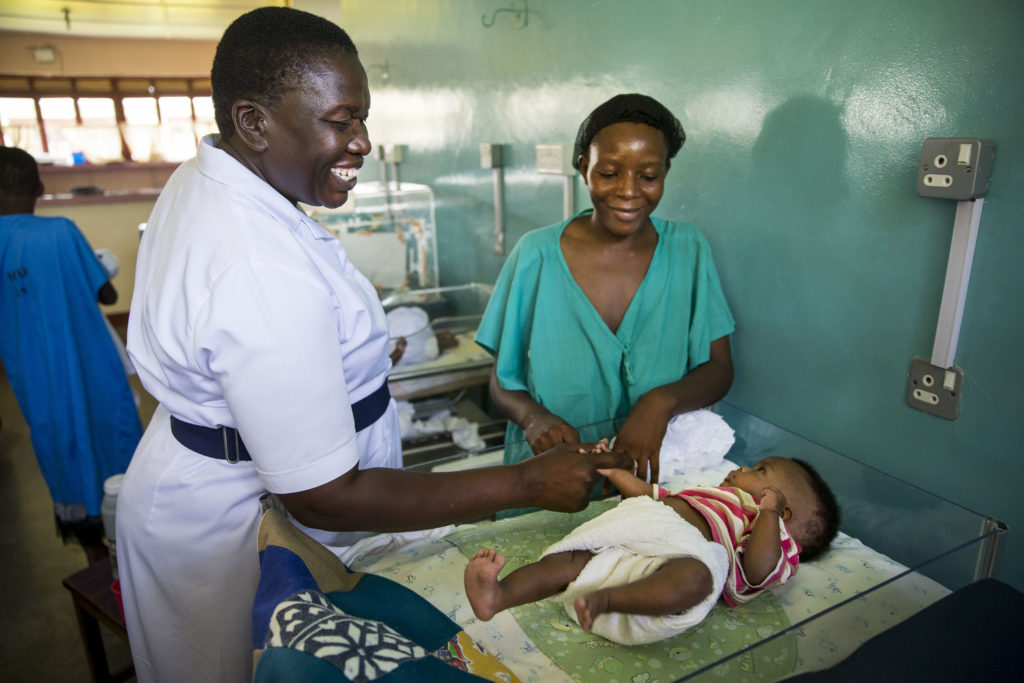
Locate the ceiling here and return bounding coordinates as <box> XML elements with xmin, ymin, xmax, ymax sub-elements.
<box><xmin>0</xmin><ymin>1</ymin><xmax>296</xmax><ymax>40</ymax></box>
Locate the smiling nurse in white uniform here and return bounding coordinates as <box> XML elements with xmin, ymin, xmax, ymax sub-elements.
<box><xmin>117</xmin><ymin>7</ymin><xmax>632</xmax><ymax>683</ymax></box>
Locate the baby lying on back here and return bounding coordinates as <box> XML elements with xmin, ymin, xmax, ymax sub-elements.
<box><xmin>465</xmin><ymin>446</ymin><xmax>840</xmax><ymax>644</ymax></box>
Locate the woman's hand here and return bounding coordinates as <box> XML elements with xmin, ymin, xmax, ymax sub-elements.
<box><xmin>613</xmin><ymin>390</ymin><xmax>673</xmax><ymax>483</ymax></box>
<box><xmin>487</xmin><ymin>362</ymin><xmax>579</xmax><ymax>454</ymax></box>
<box><xmin>613</xmin><ymin>335</ymin><xmax>734</xmax><ymax>483</ymax></box>
<box><xmin>523</xmin><ymin>411</ymin><xmax>580</xmax><ymax>455</ymax></box>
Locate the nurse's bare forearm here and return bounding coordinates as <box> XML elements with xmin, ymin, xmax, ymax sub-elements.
<box><xmin>278</xmin><ymin>447</ymin><xmax>633</xmax><ymax>533</ymax></box>
<box><xmin>281</xmin><ymin>466</ymin><xmax>527</xmax><ymax>531</ymax></box>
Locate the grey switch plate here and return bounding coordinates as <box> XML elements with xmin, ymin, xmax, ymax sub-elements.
<box><xmin>906</xmin><ymin>357</ymin><xmax>962</xmax><ymax>420</ymax></box>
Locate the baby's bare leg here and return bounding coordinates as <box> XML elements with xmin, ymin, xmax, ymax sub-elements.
<box><xmin>465</xmin><ymin>548</ymin><xmax>592</xmax><ymax>621</ymax></box>
<box><xmin>574</xmin><ymin>557</ymin><xmax>714</xmax><ymax>632</ymax></box>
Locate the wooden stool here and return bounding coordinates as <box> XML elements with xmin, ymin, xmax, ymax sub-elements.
<box><xmin>62</xmin><ymin>556</ymin><xmax>134</xmax><ymax>683</ymax></box>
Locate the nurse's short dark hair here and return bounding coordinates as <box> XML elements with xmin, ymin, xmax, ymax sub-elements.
<box><xmin>0</xmin><ymin>146</ymin><xmax>42</xmax><ymax>196</ymax></box>
<box><xmin>572</xmin><ymin>93</ymin><xmax>686</xmax><ymax>171</ymax></box>
<box><xmin>211</xmin><ymin>6</ymin><xmax>359</xmax><ymax>140</ymax></box>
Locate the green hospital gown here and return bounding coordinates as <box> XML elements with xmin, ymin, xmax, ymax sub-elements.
<box><xmin>476</xmin><ymin>209</ymin><xmax>735</xmax><ymax>475</ymax></box>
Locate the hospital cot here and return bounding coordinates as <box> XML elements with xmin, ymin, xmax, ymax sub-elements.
<box><xmin>255</xmin><ymin>401</ymin><xmax>1006</xmax><ymax>681</ymax></box>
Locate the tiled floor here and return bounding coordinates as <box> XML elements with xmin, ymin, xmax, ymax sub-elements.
<box><xmin>0</xmin><ymin>349</ymin><xmax>156</xmax><ymax>682</ymax></box>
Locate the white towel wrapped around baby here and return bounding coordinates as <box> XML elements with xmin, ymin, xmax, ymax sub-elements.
<box><xmin>540</xmin><ymin>496</ymin><xmax>729</xmax><ymax>645</ymax></box>
<box><xmin>386</xmin><ymin>306</ymin><xmax>439</xmax><ymax>366</ymax></box>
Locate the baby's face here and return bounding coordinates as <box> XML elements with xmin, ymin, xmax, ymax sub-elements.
<box><xmin>722</xmin><ymin>457</ymin><xmax>817</xmax><ymax>539</ymax></box>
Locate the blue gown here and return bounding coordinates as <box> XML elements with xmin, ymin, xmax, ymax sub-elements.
<box><xmin>476</xmin><ymin>210</ymin><xmax>735</xmax><ymax>467</ymax></box>
<box><xmin>0</xmin><ymin>213</ymin><xmax>141</xmax><ymax>525</ymax></box>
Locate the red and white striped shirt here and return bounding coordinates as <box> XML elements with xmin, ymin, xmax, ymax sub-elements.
<box><xmin>666</xmin><ymin>486</ymin><xmax>801</xmax><ymax>606</ymax></box>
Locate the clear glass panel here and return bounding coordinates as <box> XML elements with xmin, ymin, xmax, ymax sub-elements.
<box><xmin>150</xmin><ymin>96</ymin><xmax>198</xmax><ymax>161</ymax></box>
<box><xmin>306</xmin><ymin>182</ymin><xmax>440</xmax><ymax>293</ymax></box>
<box><xmin>122</xmin><ymin>97</ymin><xmax>159</xmax><ymax>125</ymax></box>
<box><xmin>38</xmin><ymin>97</ymin><xmax>75</xmax><ymax>120</ymax></box>
<box><xmin>192</xmin><ymin>95</ymin><xmax>214</xmax><ymax>121</ymax></box>
<box><xmin>77</xmin><ymin>97</ymin><xmax>116</xmax><ymax>123</ymax></box>
<box><xmin>39</xmin><ymin>98</ymin><xmax>78</xmax><ymax>163</ymax></box>
<box><xmin>155</xmin><ymin>122</ymin><xmax>197</xmax><ymax>162</ymax></box>
<box><xmin>120</xmin><ymin>125</ymin><xmax>157</xmax><ymax>162</ymax></box>
<box><xmin>0</xmin><ymin>97</ymin><xmax>38</xmax><ymax>121</ymax></box>
<box><xmin>64</xmin><ymin>97</ymin><xmax>122</xmax><ymax>163</ymax></box>
<box><xmin>194</xmin><ymin>120</ymin><xmax>218</xmax><ymax>140</ymax></box>
<box><xmin>121</xmin><ymin>97</ymin><xmax>160</xmax><ymax>161</ymax></box>
<box><xmin>158</xmin><ymin>96</ymin><xmax>192</xmax><ymax>121</ymax></box>
<box><xmin>400</xmin><ymin>400</ymin><xmax>1004</xmax><ymax>679</ymax></box>
<box><xmin>192</xmin><ymin>96</ymin><xmax>218</xmax><ymax>140</ymax></box>
<box><xmin>60</xmin><ymin>125</ymin><xmax>122</xmax><ymax>164</ymax></box>
<box><xmin>0</xmin><ymin>97</ymin><xmax>44</xmax><ymax>156</ymax></box>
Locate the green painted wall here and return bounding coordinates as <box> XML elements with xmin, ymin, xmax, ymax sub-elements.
<box><xmin>340</xmin><ymin>0</ymin><xmax>1024</xmax><ymax>589</ymax></box>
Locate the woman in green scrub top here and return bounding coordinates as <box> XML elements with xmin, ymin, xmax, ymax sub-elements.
<box><xmin>476</xmin><ymin>94</ymin><xmax>735</xmax><ymax>490</ymax></box>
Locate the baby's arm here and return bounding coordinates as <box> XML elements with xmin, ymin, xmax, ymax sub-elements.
<box><xmin>737</xmin><ymin>486</ymin><xmax>786</xmax><ymax>586</ymax></box>
<box><xmin>597</xmin><ymin>466</ymin><xmax>659</xmax><ymax>499</ymax></box>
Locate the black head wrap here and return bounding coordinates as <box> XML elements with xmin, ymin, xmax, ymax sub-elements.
<box><xmin>572</xmin><ymin>93</ymin><xmax>685</xmax><ymax>171</ymax></box>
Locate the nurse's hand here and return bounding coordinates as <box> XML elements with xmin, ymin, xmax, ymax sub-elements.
<box><xmin>614</xmin><ymin>391</ymin><xmax>673</xmax><ymax>484</ymax></box>
<box><xmin>517</xmin><ymin>443</ymin><xmax>633</xmax><ymax>512</ymax></box>
<box><xmin>523</xmin><ymin>411</ymin><xmax>580</xmax><ymax>455</ymax></box>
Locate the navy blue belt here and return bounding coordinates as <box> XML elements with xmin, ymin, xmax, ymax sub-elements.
<box><xmin>170</xmin><ymin>380</ymin><xmax>391</xmax><ymax>463</ymax></box>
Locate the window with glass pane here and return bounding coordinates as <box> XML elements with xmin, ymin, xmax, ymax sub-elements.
<box><xmin>122</xmin><ymin>96</ymin><xmax>160</xmax><ymax>161</ymax></box>
<box><xmin>39</xmin><ymin>97</ymin><xmax>78</xmax><ymax>163</ymax></box>
<box><xmin>65</xmin><ymin>97</ymin><xmax>122</xmax><ymax>163</ymax></box>
<box><xmin>0</xmin><ymin>97</ymin><xmax>44</xmax><ymax>157</ymax></box>
<box><xmin>157</xmin><ymin>96</ymin><xmax>197</xmax><ymax>161</ymax></box>
<box><xmin>192</xmin><ymin>95</ymin><xmax>218</xmax><ymax>139</ymax></box>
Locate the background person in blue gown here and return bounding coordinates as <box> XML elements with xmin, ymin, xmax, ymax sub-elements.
<box><xmin>0</xmin><ymin>146</ymin><xmax>142</xmax><ymax>564</ymax></box>
<box><xmin>477</xmin><ymin>94</ymin><xmax>736</xmax><ymax>499</ymax></box>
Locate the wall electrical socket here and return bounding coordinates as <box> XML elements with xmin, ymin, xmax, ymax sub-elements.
<box><xmin>536</xmin><ymin>142</ymin><xmax>575</xmax><ymax>176</ymax></box>
<box><xmin>917</xmin><ymin>137</ymin><xmax>995</xmax><ymax>200</ymax></box>
<box><xmin>906</xmin><ymin>357</ymin><xmax>963</xmax><ymax>420</ymax></box>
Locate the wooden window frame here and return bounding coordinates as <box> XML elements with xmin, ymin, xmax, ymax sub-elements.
<box><xmin>0</xmin><ymin>75</ymin><xmax>212</xmax><ymax>163</ymax></box>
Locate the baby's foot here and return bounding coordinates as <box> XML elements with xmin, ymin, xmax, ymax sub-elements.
<box><xmin>574</xmin><ymin>591</ymin><xmax>610</xmax><ymax>632</ymax></box>
<box><xmin>464</xmin><ymin>549</ymin><xmax>507</xmax><ymax>621</ymax></box>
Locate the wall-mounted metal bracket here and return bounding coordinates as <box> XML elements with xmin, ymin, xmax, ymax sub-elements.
<box><xmin>481</xmin><ymin>143</ymin><xmax>505</xmax><ymax>255</ymax></box>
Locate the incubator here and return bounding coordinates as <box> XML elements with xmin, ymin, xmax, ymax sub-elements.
<box><xmin>305</xmin><ymin>180</ymin><xmax>438</xmax><ymax>294</ymax></box>
<box><xmin>306</xmin><ymin>184</ymin><xmax>504</xmax><ymax>464</ymax></box>
<box><xmin>382</xmin><ymin>401</ymin><xmax>1006</xmax><ymax>680</ymax></box>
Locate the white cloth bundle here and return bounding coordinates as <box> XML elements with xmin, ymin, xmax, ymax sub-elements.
<box><xmin>395</xmin><ymin>400</ymin><xmax>485</xmax><ymax>451</ymax></box>
<box><xmin>386</xmin><ymin>306</ymin><xmax>439</xmax><ymax>366</ymax></box>
<box><xmin>656</xmin><ymin>408</ymin><xmax>735</xmax><ymax>482</ymax></box>
<box><xmin>332</xmin><ymin>524</ymin><xmax>456</xmax><ymax>567</ymax></box>
<box><xmin>539</xmin><ymin>496</ymin><xmax>729</xmax><ymax>645</ymax></box>
<box><xmin>95</xmin><ymin>248</ymin><xmax>120</xmax><ymax>278</ymax></box>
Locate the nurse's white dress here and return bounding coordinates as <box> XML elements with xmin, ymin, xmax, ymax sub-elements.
<box><xmin>119</xmin><ymin>136</ymin><xmax>401</xmax><ymax>682</ymax></box>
